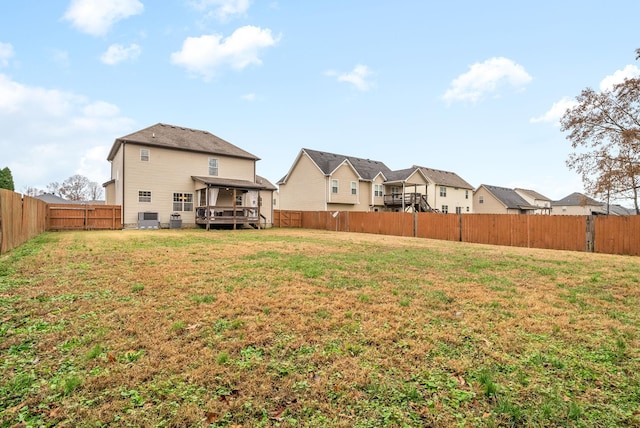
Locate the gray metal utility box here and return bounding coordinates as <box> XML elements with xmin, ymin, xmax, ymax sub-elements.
<box><xmin>169</xmin><ymin>213</ymin><xmax>182</xmax><ymax>229</ymax></box>
<box><xmin>138</xmin><ymin>212</ymin><xmax>159</xmax><ymax>229</ymax></box>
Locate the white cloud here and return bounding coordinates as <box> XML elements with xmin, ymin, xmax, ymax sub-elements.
<box><xmin>0</xmin><ymin>42</ymin><xmax>14</xmax><ymax>67</ymax></box>
<box><xmin>325</xmin><ymin>64</ymin><xmax>375</xmax><ymax>91</ymax></box>
<box><xmin>100</xmin><ymin>43</ymin><xmax>141</xmax><ymax>65</ymax></box>
<box><xmin>534</xmin><ymin>64</ymin><xmax>640</xmax><ymax>126</ymax></box>
<box><xmin>443</xmin><ymin>57</ymin><xmax>532</xmax><ymax>104</ymax></box>
<box><xmin>241</xmin><ymin>93</ymin><xmax>256</xmax><ymax>101</ymax></box>
<box><xmin>63</xmin><ymin>0</ymin><xmax>144</xmax><ymax>36</ymax></box>
<box><xmin>0</xmin><ymin>73</ymin><xmax>135</xmax><ymax>190</ymax></box>
<box><xmin>599</xmin><ymin>64</ymin><xmax>640</xmax><ymax>92</ymax></box>
<box><xmin>530</xmin><ymin>97</ymin><xmax>577</xmax><ymax>125</ymax></box>
<box><xmin>170</xmin><ymin>25</ymin><xmax>279</xmax><ymax>80</ymax></box>
<box><xmin>189</xmin><ymin>0</ymin><xmax>250</xmax><ymax>21</ymax></box>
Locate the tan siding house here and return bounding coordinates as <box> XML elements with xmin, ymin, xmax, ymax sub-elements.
<box><xmin>415</xmin><ymin>166</ymin><xmax>474</xmax><ymax>214</ymax></box>
<box><xmin>104</xmin><ymin>123</ymin><xmax>275</xmax><ymax>229</ymax></box>
<box><xmin>278</xmin><ymin>148</ymin><xmax>456</xmax><ymax>213</ymax></box>
<box><xmin>278</xmin><ymin>148</ymin><xmax>394</xmax><ymax>212</ymax></box>
<box><xmin>551</xmin><ymin>192</ymin><xmax>605</xmax><ymax>216</ymax></box>
<box><xmin>473</xmin><ymin>184</ymin><xmax>539</xmax><ymax>214</ymax></box>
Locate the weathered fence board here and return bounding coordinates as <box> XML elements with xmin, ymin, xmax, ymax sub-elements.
<box><xmin>0</xmin><ymin>189</ymin><xmax>48</xmax><ymax>255</ymax></box>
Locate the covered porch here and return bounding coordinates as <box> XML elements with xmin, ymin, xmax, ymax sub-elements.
<box><xmin>192</xmin><ymin>176</ymin><xmax>266</xmax><ymax>229</ymax></box>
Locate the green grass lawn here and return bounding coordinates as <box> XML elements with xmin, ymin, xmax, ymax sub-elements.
<box><xmin>1</xmin><ymin>228</ymin><xmax>639</xmax><ymax>427</ymax></box>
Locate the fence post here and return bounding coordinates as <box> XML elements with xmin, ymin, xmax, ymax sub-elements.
<box><xmin>458</xmin><ymin>213</ymin><xmax>463</xmax><ymax>242</ymax></box>
<box><xmin>585</xmin><ymin>215</ymin><xmax>595</xmax><ymax>252</ymax></box>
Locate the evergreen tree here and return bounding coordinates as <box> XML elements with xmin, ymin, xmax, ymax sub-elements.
<box><xmin>0</xmin><ymin>167</ymin><xmax>15</xmax><ymax>191</ymax></box>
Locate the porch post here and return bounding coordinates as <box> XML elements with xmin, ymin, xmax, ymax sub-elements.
<box><xmin>206</xmin><ymin>185</ymin><xmax>210</xmax><ymax>231</ymax></box>
<box><xmin>233</xmin><ymin>188</ymin><xmax>237</xmax><ymax>230</ymax></box>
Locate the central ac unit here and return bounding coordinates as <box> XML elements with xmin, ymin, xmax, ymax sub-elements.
<box><xmin>138</xmin><ymin>212</ymin><xmax>159</xmax><ymax>229</ymax></box>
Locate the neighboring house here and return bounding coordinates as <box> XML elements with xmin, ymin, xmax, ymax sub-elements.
<box><xmin>34</xmin><ymin>193</ymin><xmax>80</xmax><ymax>204</ymax></box>
<box><xmin>606</xmin><ymin>204</ymin><xmax>636</xmax><ymax>215</ymax></box>
<box><xmin>551</xmin><ymin>192</ymin><xmax>605</xmax><ymax>216</ymax></box>
<box><xmin>415</xmin><ymin>166</ymin><xmax>475</xmax><ymax>214</ymax></box>
<box><xmin>104</xmin><ymin>123</ymin><xmax>275</xmax><ymax>229</ymax></box>
<box><xmin>473</xmin><ymin>184</ymin><xmax>540</xmax><ymax>214</ymax></box>
<box><xmin>277</xmin><ymin>148</ymin><xmax>392</xmax><ymax>212</ymax></box>
<box><xmin>277</xmin><ymin>148</ymin><xmax>440</xmax><ymax>213</ymax></box>
<box><xmin>514</xmin><ymin>188</ymin><xmax>552</xmax><ymax>215</ymax></box>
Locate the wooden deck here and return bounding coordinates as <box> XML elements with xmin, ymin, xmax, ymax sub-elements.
<box><xmin>195</xmin><ymin>206</ymin><xmax>260</xmax><ymax>227</ymax></box>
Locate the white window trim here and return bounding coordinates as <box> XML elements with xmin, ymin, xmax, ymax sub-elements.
<box><xmin>139</xmin><ymin>190</ymin><xmax>152</xmax><ymax>203</ymax></box>
<box><xmin>140</xmin><ymin>148</ymin><xmax>150</xmax><ymax>162</ymax></box>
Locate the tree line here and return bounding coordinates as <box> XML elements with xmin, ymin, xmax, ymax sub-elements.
<box><xmin>0</xmin><ymin>169</ymin><xmax>103</xmax><ymax>202</ymax></box>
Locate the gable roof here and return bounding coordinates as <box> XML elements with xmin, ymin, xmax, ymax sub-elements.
<box><xmin>279</xmin><ymin>148</ymin><xmax>392</xmax><ymax>184</ymax></box>
<box><xmin>479</xmin><ymin>184</ymin><xmax>538</xmax><ymax>210</ymax></box>
<box><xmin>304</xmin><ymin>148</ymin><xmax>392</xmax><ymax>179</ymax></box>
<box><xmin>414</xmin><ymin>165</ymin><xmax>474</xmax><ymax>189</ymax></box>
<box><xmin>552</xmin><ymin>192</ymin><xmax>602</xmax><ymax>207</ymax></box>
<box><xmin>384</xmin><ymin>167</ymin><xmax>427</xmax><ymax>184</ymax></box>
<box><xmin>514</xmin><ymin>188</ymin><xmax>551</xmax><ymax>201</ymax></box>
<box><xmin>107</xmin><ymin>123</ymin><xmax>259</xmax><ymax>161</ymax></box>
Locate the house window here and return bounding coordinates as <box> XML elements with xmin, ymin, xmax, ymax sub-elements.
<box><xmin>455</xmin><ymin>207</ymin><xmax>462</xmax><ymax>214</ymax></box>
<box><xmin>479</xmin><ymin>195</ymin><xmax>484</xmax><ymax>204</ymax></box>
<box><xmin>236</xmin><ymin>194</ymin><xmax>243</xmax><ymax>206</ymax></box>
<box><xmin>465</xmin><ymin>190</ymin><xmax>469</xmax><ymax>199</ymax></box>
<box><xmin>331</xmin><ymin>179</ymin><xmax>338</xmax><ymax>194</ymax></box>
<box><xmin>173</xmin><ymin>192</ymin><xmax>193</xmax><ymax>211</ymax></box>
<box><xmin>466</xmin><ymin>206</ymin><xmax>470</xmax><ymax>212</ymax></box>
<box><xmin>374</xmin><ymin>184</ymin><xmax>383</xmax><ymax>197</ymax></box>
<box><xmin>138</xmin><ymin>190</ymin><xmax>151</xmax><ymax>203</ymax></box>
<box><xmin>208</xmin><ymin>158</ymin><xmax>218</xmax><ymax>176</ymax></box>
<box><xmin>351</xmin><ymin>181</ymin><xmax>357</xmax><ymax>195</ymax></box>
<box><xmin>441</xmin><ymin>205</ymin><xmax>448</xmax><ymax>213</ymax></box>
<box><xmin>140</xmin><ymin>149</ymin><xmax>149</xmax><ymax>162</ymax></box>
<box><xmin>440</xmin><ymin>186</ymin><xmax>447</xmax><ymax>197</ymax></box>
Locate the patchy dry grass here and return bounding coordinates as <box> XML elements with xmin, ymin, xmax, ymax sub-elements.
<box><xmin>1</xmin><ymin>228</ymin><xmax>639</xmax><ymax>427</ymax></box>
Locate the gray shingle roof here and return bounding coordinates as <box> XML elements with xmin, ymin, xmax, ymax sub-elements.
<box><xmin>303</xmin><ymin>148</ymin><xmax>392</xmax><ymax>180</ymax></box>
<box><xmin>384</xmin><ymin>167</ymin><xmax>423</xmax><ymax>183</ymax></box>
<box><xmin>482</xmin><ymin>185</ymin><xmax>536</xmax><ymax>209</ymax></box>
<box><xmin>552</xmin><ymin>192</ymin><xmax>602</xmax><ymax>206</ymax></box>
<box><xmin>414</xmin><ymin>165</ymin><xmax>474</xmax><ymax>189</ymax></box>
<box><xmin>108</xmin><ymin>123</ymin><xmax>259</xmax><ymax>161</ymax></box>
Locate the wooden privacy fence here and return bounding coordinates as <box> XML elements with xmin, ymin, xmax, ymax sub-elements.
<box><xmin>1</xmin><ymin>189</ymin><xmax>123</xmax><ymax>255</ymax></box>
<box><xmin>47</xmin><ymin>204</ymin><xmax>122</xmax><ymax>231</ymax></box>
<box><xmin>274</xmin><ymin>210</ymin><xmax>640</xmax><ymax>256</ymax></box>
<box><xmin>0</xmin><ymin>189</ymin><xmax>48</xmax><ymax>255</ymax></box>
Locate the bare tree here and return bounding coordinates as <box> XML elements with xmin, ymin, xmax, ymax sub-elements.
<box><xmin>87</xmin><ymin>181</ymin><xmax>104</xmax><ymax>201</ymax></box>
<box><xmin>60</xmin><ymin>174</ymin><xmax>91</xmax><ymax>201</ymax></box>
<box><xmin>22</xmin><ymin>186</ymin><xmax>42</xmax><ymax>197</ymax></box>
<box><xmin>560</xmin><ymin>78</ymin><xmax>640</xmax><ymax>214</ymax></box>
<box><xmin>46</xmin><ymin>181</ymin><xmax>62</xmax><ymax>196</ymax></box>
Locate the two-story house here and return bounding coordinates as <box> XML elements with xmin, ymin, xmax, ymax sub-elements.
<box><xmin>414</xmin><ymin>166</ymin><xmax>475</xmax><ymax>214</ymax></box>
<box><xmin>104</xmin><ymin>123</ymin><xmax>275</xmax><ymax>229</ymax></box>
<box><xmin>473</xmin><ymin>184</ymin><xmax>540</xmax><ymax>214</ymax></box>
<box><xmin>277</xmin><ymin>148</ymin><xmax>466</xmax><ymax>213</ymax></box>
<box><xmin>277</xmin><ymin>148</ymin><xmax>393</xmax><ymax>212</ymax></box>
<box><xmin>514</xmin><ymin>188</ymin><xmax>552</xmax><ymax>214</ymax></box>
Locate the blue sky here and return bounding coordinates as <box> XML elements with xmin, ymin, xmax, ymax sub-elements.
<box><xmin>1</xmin><ymin>1</ymin><xmax>639</xmax><ymax>201</ymax></box>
